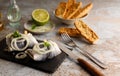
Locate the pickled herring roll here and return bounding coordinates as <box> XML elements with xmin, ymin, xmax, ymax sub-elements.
<box><xmin>26</xmin><ymin>40</ymin><xmax>61</xmax><ymax>61</ymax></box>
<box><xmin>6</xmin><ymin>31</ymin><xmax>38</xmax><ymax>51</ymax></box>
<box><xmin>22</xmin><ymin>33</ymin><xmax>38</xmax><ymax>47</ymax></box>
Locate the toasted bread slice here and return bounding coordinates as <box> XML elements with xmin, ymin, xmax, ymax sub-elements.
<box><xmin>67</xmin><ymin>0</ymin><xmax>76</xmax><ymax>8</ymax></box>
<box><xmin>63</xmin><ymin>0</ymin><xmax>76</xmax><ymax>18</ymax></box>
<box><xmin>74</xmin><ymin>20</ymin><xmax>99</xmax><ymax>44</ymax></box>
<box><xmin>63</xmin><ymin>2</ymin><xmax>82</xmax><ymax>19</ymax></box>
<box><xmin>55</xmin><ymin>2</ymin><xmax>66</xmax><ymax>17</ymax></box>
<box><xmin>59</xmin><ymin>27</ymin><xmax>80</xmax><ymax>37</ymax></box>
<box><xmin>71</xmin><ymin>3</ymin><xmax>93</xmax><ymax>19</ymax></box>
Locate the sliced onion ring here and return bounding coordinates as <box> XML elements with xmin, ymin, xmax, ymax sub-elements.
<box><xmin>11</xmin><ymin>37</ymin><xmax>29</xmax><ymax>51</ymax></box>
<box><xmin>15</xmin><ymin>52</ymin><xmax>27</xmax><ymax>59</ymax></box>
<box><xmin>33</xmin><ymin>42</ymin><xmax>51</xmax><ymax>54</ymax></box>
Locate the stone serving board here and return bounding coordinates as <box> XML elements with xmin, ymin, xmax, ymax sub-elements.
<box><xmin>0</xmin><ymin>39</ymin><xmax>66</xmax><ymax>73</ymax></box>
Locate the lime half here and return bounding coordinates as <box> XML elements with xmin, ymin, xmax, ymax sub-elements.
<box><xmin>32</xmin><ymin>9</ymin><xmax>49</xmax><ymax>26</ymax></box>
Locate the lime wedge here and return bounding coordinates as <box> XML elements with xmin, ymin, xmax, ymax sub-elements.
<box><xmin>32</xmin><ymin>9</ymin><xmax>49</xmax><ymax>26</ymax></box>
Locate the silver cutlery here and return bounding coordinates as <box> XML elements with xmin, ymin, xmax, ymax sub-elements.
<box><xmin>54</xmin><ymin>39</ymin><xmax>104</xmax><ymax>76</ymax></box>
<box><xmin>61</xmin><ymin>33</ymin><xmax>107</xmax><ymax>69</ymax></box>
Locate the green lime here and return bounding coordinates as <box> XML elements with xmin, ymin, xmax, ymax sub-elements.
<box><xmin>32</xmin><ymin>9</ymin><xmax>49</xmax><ymax>26</ymax></box>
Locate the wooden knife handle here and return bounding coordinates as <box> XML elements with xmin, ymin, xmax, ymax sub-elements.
<box><xmin>77</xmin><ymin>58</ymin><xmax>104</xmax><ymax>76</ymax></box>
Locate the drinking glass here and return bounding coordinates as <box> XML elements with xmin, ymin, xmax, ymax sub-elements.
<box><xmin>7</xmin><ymin>0</ymin><xmax>21</xmax><ymax>27</ymax></box>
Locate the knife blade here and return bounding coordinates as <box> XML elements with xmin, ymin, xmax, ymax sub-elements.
<box><xmin>54</xmin><ymin>40</ymin><xmax>104</xmax><ymax>76</ymax></box>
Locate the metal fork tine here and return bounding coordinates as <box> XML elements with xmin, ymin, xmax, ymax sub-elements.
<box><xmin>63</xmin><ymin>33</ymin><xmax>70</xmax><ymax>41</ymax></box>
<box><xmin>61</xmin><ymin>33</ymin><xmax>67</xmax><ymax>41</ymax></box>
<box><xmin>63</xmin><ymin>33</ymin><xmax>72</xmax><ymax>42</ymax></box>
<box><xmin>64</xmin><ymin>33</ymin><xmax>72</xmax><ymax>40</ymax></box>
<box><xmin>61</xmin><ymin>33</ymin><xmax>70</xmax><ymax>43</ymax></box>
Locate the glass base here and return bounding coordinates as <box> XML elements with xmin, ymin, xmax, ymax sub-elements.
<box><xmin>9</xmin><ymin>22</ymin><xmax>20</xmax><ymax>28</ymax></box>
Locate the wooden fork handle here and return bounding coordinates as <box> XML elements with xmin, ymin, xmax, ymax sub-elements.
<box><xmin>77</xmin><ymin>58</ymin><xmax>104</xmax><ymax>76</ymax></box>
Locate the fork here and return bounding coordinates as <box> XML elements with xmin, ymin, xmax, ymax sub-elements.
<box><xmin>61</xmin><ymin>33</ymin><xmax>107</xmax><ymax>69</ymax></box>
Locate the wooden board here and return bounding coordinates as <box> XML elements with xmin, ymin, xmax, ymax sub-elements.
<box><xmin>0</xmin><ymin>39</ymin><xmax>66</xmax><ymax>73</ymax></box>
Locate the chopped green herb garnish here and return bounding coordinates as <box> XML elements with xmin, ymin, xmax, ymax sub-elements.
<box><xmin>31</xmin><ymin>24</ymin><xmax>37</xmax><ymax>30</ymax></box>
<box><xmin>44</xmin><ymin>41</ymin><xmax>50</xmax><ymax>47</ymax></box>
<box><xmin>12</xmin><ymin>31</ymin><xmax>21</xmax><ymax>38</ymax></box>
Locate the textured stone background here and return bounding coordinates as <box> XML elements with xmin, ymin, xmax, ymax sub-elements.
<box><xmin>0</xmin><ymin>0</ymin><xmax>120</xmax><ymax>76</ymax></box>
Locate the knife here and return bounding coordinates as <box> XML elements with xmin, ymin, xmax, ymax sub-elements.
<box><xmin>54</xmin><ymin>40</ymin><xmax>104</xmax><ymax>76</ymax></box>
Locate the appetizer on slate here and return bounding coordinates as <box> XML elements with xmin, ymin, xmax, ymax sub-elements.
<box><xmin>6</xmin><ymin>31</ymin><xmax>61</xmax><ymax>61</ymax></box>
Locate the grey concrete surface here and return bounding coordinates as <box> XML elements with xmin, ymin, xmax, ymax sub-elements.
<box><xmin>0</xmin><ymin>0</ymin><xmax>120</xmax><ymax>76</ymax></box>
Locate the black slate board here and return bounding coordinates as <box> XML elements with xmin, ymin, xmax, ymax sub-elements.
<box><xmin>0</xmin><ymin>39</ymin><xmax>66</xmax><ymax>73</ymax></box>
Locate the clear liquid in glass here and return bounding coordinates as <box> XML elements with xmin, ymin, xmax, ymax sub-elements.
<box><xmin>7</xmin><ymin>0</ymin><xmax>21</xmax><ymax>27</ymax></box>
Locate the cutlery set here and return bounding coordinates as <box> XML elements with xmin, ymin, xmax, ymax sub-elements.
<box><xmin>61</xmin><ymin>33</ymin><xmax>107</xmax><ymax>69</ymax></box>
<box><xmin>55</xmin><ymin>33</ymin><xmax>107</xmax><ymax>76</ymax></box>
